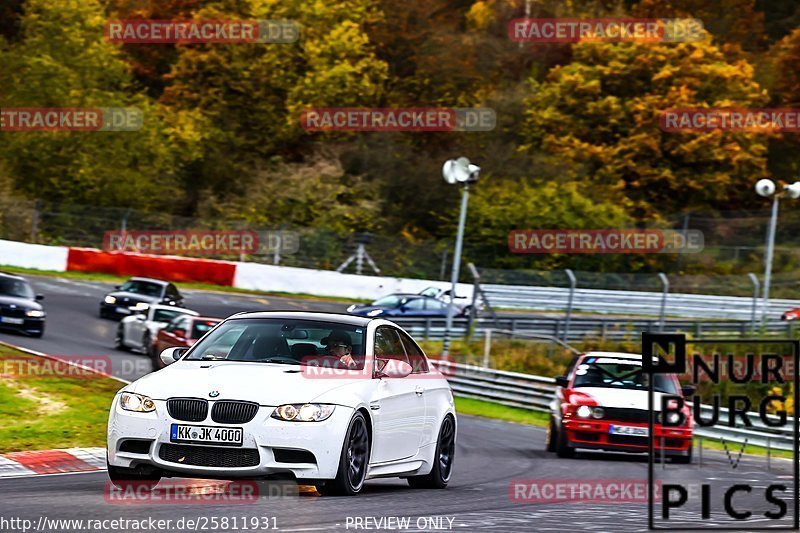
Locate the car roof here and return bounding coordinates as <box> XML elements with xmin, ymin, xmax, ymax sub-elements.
<box><xmin>0</xmin><ymin>272</ymin><xmax>27</xmax><ymax>282</ymax></box>
<box><xmin>229</xmin><ymin>311</ymin><xmax>373</xmax><ymax>327</ymax></box>
<box><xmin>192</xmin><ymin>316</ymin><xmax>222</xmax><ymax>322</ymax></box>
<box><xmin>582</xmin><ymin>351</ymin><xmax>642</xmax><ymax>360</ymax></box>
<box><xmin>128</xmin><ymin>277</ymin><xmax>169</xmax><ymax>285</ymax></box>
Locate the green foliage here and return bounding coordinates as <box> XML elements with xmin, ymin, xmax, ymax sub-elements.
<box><xmin>521</xmin><ymin>36</ymin><xmax>770</xmax><ymax>216</ymax></box>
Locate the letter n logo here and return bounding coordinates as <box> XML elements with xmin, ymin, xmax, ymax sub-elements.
<box><xmin>642</xmin><ymin>333</ymin><xmax>686</xmax><ymax>374</ymax></box>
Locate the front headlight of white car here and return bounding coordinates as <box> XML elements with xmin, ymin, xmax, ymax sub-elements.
<box><xmin>104</xmin><ymin>295</ymin><xmax>116</xmax><ymax>304</ymax></box>
<box><xmin>25</xmin><ymin>309</ymin><xmax>45</xmax><ymax>317</ymax></box>
<box><xmin>271</xmin><ymin>403</ymin><xmax>335</xmax><ymax>422</ymax></box>
<box><xmin>120</xmin><ymin>392</ymin><xmax>156</xmax><ymax>413</ymax></box>
<box><xmin>367</xmin><ymin>309</ymin><xmax>384</xmax><ymax>317</ymax></box>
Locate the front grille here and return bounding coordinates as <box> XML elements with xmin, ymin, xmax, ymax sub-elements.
<box><xmin>211</xmin><ymin>401</ymin><xmax>259</xmax><ymax>424</ymax></box>
<box><xmin>603</xmin><ymin>408</ymin><xmax>650</xmax><ymax>424</ymax></box>
<box><xmin>159</xmin><ymin>444</ymin><xmax>260</xmax><ymax>468</ymax></box>
<box><xmin>0</xmin><ymin>305</ymin><xmax>26</xmax><ymax>319</ymax></box>
<box><xmin>167</xmin><ymin>398</ymin><xmax>208</xmax><ymax>422</ymax></box>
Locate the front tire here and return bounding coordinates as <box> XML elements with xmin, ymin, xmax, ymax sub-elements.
<box><xmin>318</xmin><ymin>411</ymin><xmax>370</xmax><ymax>496</ymax></box>
<box><xmin>671</xmin><ymin>444</ymin><xmax>693</xmax><ymax>464</ymax></box>
<box><xmin>408</xmin><ymin>415</ymin><xmax>456</xmax><ymax>489</ymax></box>
<box><xmin>555</xmin><ymin>423</ymin><xmax>575</xmax><ymax>458</ymax></box>
<box><xmin>114</xmin><ymin>325</ymin><xmax>127</xmax><ymax>351</ymax></box>
<box><xmin>546</xmin><ymin>417</ymin><xmax>557</xmax><ymax>452</ymax></box>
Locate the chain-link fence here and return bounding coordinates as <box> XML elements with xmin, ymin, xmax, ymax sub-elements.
<box><xmin>1</xmin><ymin>197</ymin><xmax>800</xmax><ymax>297</ymax></box>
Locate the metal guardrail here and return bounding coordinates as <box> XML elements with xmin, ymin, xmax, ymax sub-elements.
<box><xmin>480</xmin><ymin>284</ymin><xmax>800</xmax><ymax>321</ymax></box>
<box><xmin>393</xmin><ymin>316</ymin><xmax>797</xmax><ymax>342</ymax></box>
<box><xmin>433</xmin><ymin>360</ymin><xmax>795</xmax><ymax>452</ymax></box>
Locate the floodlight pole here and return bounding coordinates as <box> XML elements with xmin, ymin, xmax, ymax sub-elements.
<box><xmin>761</xmin><ymin>194</ymin><xmax>779</xmax><ymax>326</ymax></box>
<box><xmin>442</xmin><ymin>183</ymin><xmax>470</xmax><ymax>358</ymax></box>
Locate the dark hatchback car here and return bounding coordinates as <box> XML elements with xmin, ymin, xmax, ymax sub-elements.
<box><xmin>346</xmin><ymin>293</ymin><xmax>462</xmax><ymax>318</ymax></box>
<box><xmin>99</xmin><ymin>277</ymin><xmax>184</xmax><ymax>320</ymax></box>
<box><xmin>0</xmin><ymin>272</ymin><xmax>45</xmax><ymax>337</ymax></box>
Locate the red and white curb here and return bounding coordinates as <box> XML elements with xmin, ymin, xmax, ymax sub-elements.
<box><xmin>0</xmin><ymin>447</ymin><xmax>106</xmax><ymax>478</ymax></box>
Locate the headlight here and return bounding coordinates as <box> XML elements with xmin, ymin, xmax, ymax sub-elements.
<box><xmin>132</xmin><ymin>302</ymin><xmax>149</xmax><ymax>311</ymax></box>
<box><xmin>104</xmin><ymin>296</ymin><xmax>116</xmax><ymax>304</ymax></box>
<box><xmin>271</xmin><ymin>403</ymin><xmax>335</xmax><ymax>422</ymax></box>
<box><xmin>120</xmin><ymin>392</ymin><xmax>156</xmax><ymax>413</ymax></box>
<box><xmin>659</xmin><ymin>411</ymin><xmax>682</xmax><ymax>425</ymax></box>
<box><xmin>346</xmin><ymin>304</ymin><xmax>356</xmax><ymax>312</ymax></box>
<box><xmin>367</xmin><ymin>309</ymin><xmax>384</xmax><ymax>317</ymax></box>
<box><xmin>575</xmin><ymin>406</ymin><xmax>604</xmax><ymax>419</ymax></box>
<box><xmin>25</xmin><ymin>309</ymin><xmax>45</xmax><ymax>317</ymax></box>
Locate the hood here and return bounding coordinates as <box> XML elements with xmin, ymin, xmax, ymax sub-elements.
<box><xmin>108</xmin><ymin>291</ymin><xmax>159</xmax><ymax>304</ymax></box>
<box><xmin>0</xmin><ymin>295</ymin><xmax>42</xmax><ymax>311</ymax></box>
<box><xmin>130</xmin><ymin>360</ymin><xmax>367</xmax><ymax>406</ymax></box>
<box><xmin>573</xmin><ymin>387</ymin><xmax>673</xmax><ymax>412</ymax></box>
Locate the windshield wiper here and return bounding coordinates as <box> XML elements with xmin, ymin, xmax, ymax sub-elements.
<box><xmin>255</xmin><ymin>357</ymin><xmax>302</xmax><ymax>365</ymax></box>
<box><xmin>200</xmin><ymin>355</ymin><xmax>224</xmax><ymax>361</ymax></box>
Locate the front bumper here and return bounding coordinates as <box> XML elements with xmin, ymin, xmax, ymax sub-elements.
<box><xmin>107</xmin><ymin>396</ymin><xmax>352</xmax><ymax>480</ymax></box>
<box><xmin>0</xmin><ymin>316</ymin><xmax>45</xmax><ymax>335</ymax></box>
<box><xmin>562</xmin><ymin>418</ymin><xmax>692</xmax><ymax>455</ymax></box>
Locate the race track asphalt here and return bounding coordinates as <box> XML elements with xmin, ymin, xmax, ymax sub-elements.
<box><xmin>0</xmin><ymin>275</ymin><xmax>794</xmax><ymax>532</ymax></box>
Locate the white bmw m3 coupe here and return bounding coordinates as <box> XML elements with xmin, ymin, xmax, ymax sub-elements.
<box><xmin>107</xmin><ymin>311</ymin><xmax>457</xmax><ymax>495</ymax></box>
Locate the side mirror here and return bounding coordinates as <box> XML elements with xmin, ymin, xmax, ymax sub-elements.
<box><xmin>135</xmin><ymin>313</ymin><xmax>146</xmax><ymax>320</ymax></box>
<box><xmin>115</xmin><ymin>285</ymin><xmax>121</xmax><ymax>289</ymax></box>
<box><xmin>160</xmin><ymin>347</ymin><xmax>187</xmax><ymax>366</ymax></box>
<box><xmin>378</xmin><ymin>359</ymin><xmax>412</xmax><ymax>379</ymax></box>
<box><xmin>173</xmin><ymin>328</ymin><xmax>186</xmax><ymax>339</ymax></box>
<box><xmin>681</xmin><ymin>385</ymin><xmax>696</xmax><ymax>397</ymax></box>
<box><xmin>555</xmin><ymin>376</ymin><xmax>569</xmax><ymax>387</ymax></box>
<box><xmin>35</xmin><ymin>294</ymin><xmax>45</xmax><ymax>301</ymax></box>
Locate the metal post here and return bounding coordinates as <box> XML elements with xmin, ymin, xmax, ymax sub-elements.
<box><xmin>761</xmin><ymin>195</ymin><xmax>779</xmax><ymax>326</ymax></box>
<box><xmin>767</xmin><ymin>437</ymin><xmax>771</xmax><ymax>471</ymax></box>
<box><xmin>442</xmin><ymin>184</ymin><xmax>470</xmax><ymax>358</ymax></box>
<box><xmin>747</xmin><ymin>273</ymin><xmax>759</xmax><ymax>333</ymax></box>
<box><xmin>698</xmin><ymin>437</ymin><xmax>703</xmax><ymax>467</ymax></box>
<box><xmin>439</xmin><ymin>249</ymin><xmax>448</xmax><ymax>281</ymax></box>
<box><xmin>658</xmin><ymin>273</ymin><xmax>669</xmax><ymax>332</ymax></box>
<box><xmin>563</xmin><ymin>269</ymin><xmax>576</xmax><ymax>342</ymax></box>
<box><xmin>121</xmin><ymin>207</ymin><xmax>132</xmax><ymax>233</ymax></box>
<box><xmin>482</xmin><ymin>329</ymin><xmax>492</xmax><ymax>368</ymax></box>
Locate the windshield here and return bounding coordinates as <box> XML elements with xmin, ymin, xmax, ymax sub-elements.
<box><xmin>185</xmin><ymin>318</ymin><xmax>367</xmax><ymax>369</ymax></box>
<box><xmin>118</xmin><ymin>280</ymin><xmax>163</xmax><ymax>297</ymax></box>
<box><xmin>371</xmin><ymin>295</ymin><xmax>402</xmax><ymax>307</ymax></box>
<box><xmin>191</xmin><ymin>319</ymin><xmax>220</xmax><ymax>339</ymax></box>
<box><xmin>153</xmin><ymin>308</ymin><xmax>189</xmax><ymax>323</ymax></box>
<box><xmin>0</xmin><ymin>278</ymin><xmax>34</xmax><ymax>299</ymax></box>
<box><xmin>572</xmin><ymin>357</ymin><xmax>679</xmax><ymax>394</ymax></box>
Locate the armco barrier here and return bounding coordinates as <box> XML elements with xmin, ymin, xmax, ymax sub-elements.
<box><xmin>433</xmin><ymin>360</ymin><xmax>795</xmax><ymax>452</ymax></box>
<box><xmin>482</xmin><ymin>284</ymin><xmax>800</xmax><ymax>321</ymax></box>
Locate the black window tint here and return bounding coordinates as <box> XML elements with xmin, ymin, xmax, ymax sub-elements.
<box><xmin>404</xmin><ymin>298</ymin><xmax>426</xmax><ymax>310</ymax></box>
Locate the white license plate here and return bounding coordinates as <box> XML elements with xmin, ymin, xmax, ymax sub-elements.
<box><xmin>610</xmin><ymin>425</ymin><xmax>648</xmax><ymax>436</ymax></box>
<box><xmin>0</xmin><ymin>317</ymin><xmax>24</xmax><ymax>325</ymax></box>
<box><xmin>115</xmin><ymin>307</ymin><xmax>131</xmax><ymax>314</ymax></box>
<box><xmin>170</xmin><ymin>424</ymin><xmax>243</xmax><ymax>446</ymax></box>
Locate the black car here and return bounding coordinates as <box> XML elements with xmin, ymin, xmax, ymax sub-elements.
<box><xmin>99</xmin><ymin>277</ymin><xmax>184</xmax><ymax>320</ymax></box>
<box><xmin>0</xmin><ymin>272</ymin><xmax>45</xmax><ymax>337</ymax></box>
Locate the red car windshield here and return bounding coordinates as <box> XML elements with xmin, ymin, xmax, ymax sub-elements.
<box><xmin>572</xmin><ymin>357</ymin><xmax>679</xmax><ymax>394</ymax></box>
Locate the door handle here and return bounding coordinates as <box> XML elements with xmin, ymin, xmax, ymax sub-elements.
<box><xmin>370</xmin><ymin>402</ymin><xmax>380</xmax><ymax>411</ymax></box>
<box><xmin>415</xmin><ymin>386</ymin><xmax>425</xmax><ymax>396</ymax></box>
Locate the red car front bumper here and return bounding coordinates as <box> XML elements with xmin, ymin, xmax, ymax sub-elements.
<box><xmin>562</xmin><ymin>418</ymin><xmax>692</xmax><ymax>454</ymax></box>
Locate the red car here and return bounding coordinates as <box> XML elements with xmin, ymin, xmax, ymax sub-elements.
<box><xmin>782</xmin><ymin>308</ymin><xmax>800</xmax><ymax>321</ymax></box>
<box><xmin>546</xmin><ymin>351</ymin><xmax>694</xmax><ymax>463</ymax></box>
<box><xmin>150</xmin><ymin>315</ymin><xmax>221</xmax><ymax>368</ymax></box>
